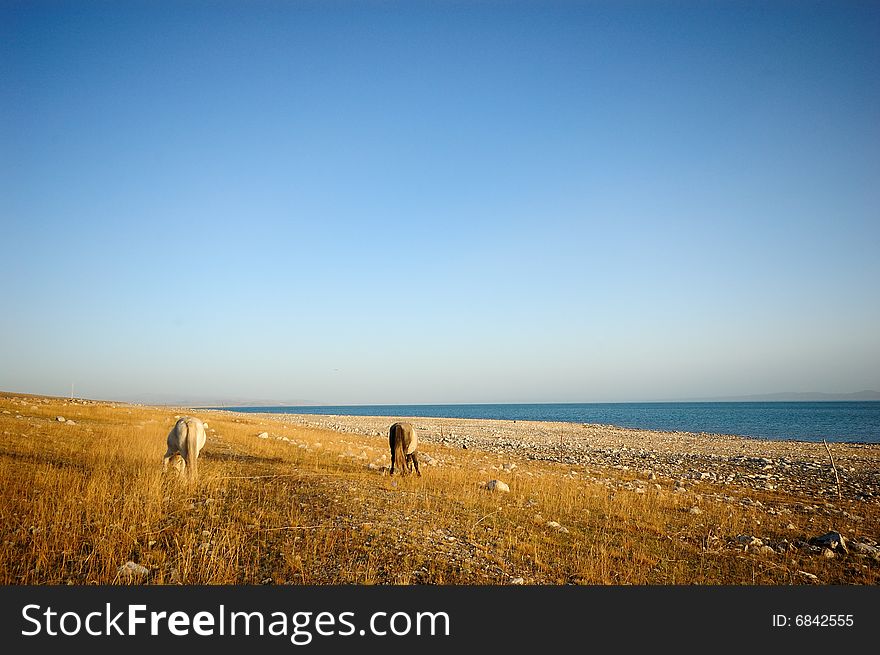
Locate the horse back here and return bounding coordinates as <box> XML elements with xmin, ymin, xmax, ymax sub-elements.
<box><xmin>389</xmin><ymin>421</ymin><xmax>414</xmax><ymax>449</ymax></box>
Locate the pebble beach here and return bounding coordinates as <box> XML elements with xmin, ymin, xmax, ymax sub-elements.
<box><xmin>256</xmin><ymin>411</ymin><xmax>880</xmax><ymax>502</ymax></box>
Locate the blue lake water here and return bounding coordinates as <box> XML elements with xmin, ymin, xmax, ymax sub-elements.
<box><xmin>210</xmin><ymin>402</ymin><xmax>880</xmax><ymax>444</ymax></box>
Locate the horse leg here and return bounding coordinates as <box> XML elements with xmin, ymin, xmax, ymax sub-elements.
<box><xmin>162</xmin><ymin>447</ymin><xmax>174</xmax><ymax>472</ymax></box>
<box><xmin>409</xmin><ymin>453</ymin><xmax>421</xmax><ymax>477</ymax></box>
<box><xmin>390</xmin><ymin>450</ymin><xmax>396</xmax><ymax>475</ymax></box>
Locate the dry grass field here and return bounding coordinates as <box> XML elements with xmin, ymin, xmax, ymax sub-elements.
<box><xmin>1</xmin><ymin>392</ymin><xmax>877</xmax><ymax>585</ymax></box>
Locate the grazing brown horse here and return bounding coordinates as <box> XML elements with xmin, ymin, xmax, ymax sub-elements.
<box><xmin>389</xmin><ymin>421</ymin><xmax>421</xmax><ymax>476</ymax></box>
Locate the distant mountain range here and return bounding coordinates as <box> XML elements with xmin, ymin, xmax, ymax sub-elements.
<box><xmin>686</xmin><ymin>390</ymin><xmax>880</xmax><ymax>402</ymax></box>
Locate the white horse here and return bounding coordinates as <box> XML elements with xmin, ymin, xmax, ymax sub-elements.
<box><xmin>163</xmin><ymin>416</ymin><xmax>207</xmax><ymax>480</ymax></box>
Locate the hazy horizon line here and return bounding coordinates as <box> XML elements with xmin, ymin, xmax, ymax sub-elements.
<box><xmin>195</xmin><ymin>391</ymin><xmax>880</xmax><ymax>406</ymax></box>
<box><xmin>5</xmin><ymin>389</ymin><xmax>880</xmax><ymax>406</ymax></box>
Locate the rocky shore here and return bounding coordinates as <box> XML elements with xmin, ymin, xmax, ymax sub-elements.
<box><xmin>256</xmin><ymin>412</ymin><xmax>880</xmax><ymax>503</ymax></box>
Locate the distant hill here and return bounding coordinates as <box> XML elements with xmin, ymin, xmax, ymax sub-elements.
<box><xmin>690</xmin><ymin>390</ymin><xmax>880</xmax><ymax>402</ymax></box>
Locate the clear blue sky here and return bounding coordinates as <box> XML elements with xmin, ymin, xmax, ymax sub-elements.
<box><xmin>2</xmin><ymin>1</ymin><xmax>878</xmax><ymax>404</ymax></box>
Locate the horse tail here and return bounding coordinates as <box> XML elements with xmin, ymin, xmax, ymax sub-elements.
<box><xmin>391</xmin><ymin>423</ymin><xmax>406</xmax><ymax>475</ymax></box>
<box><xmin>185</xmin><ymin>417</ymin><xmax>199</xmax><ymax>481</ymax></box>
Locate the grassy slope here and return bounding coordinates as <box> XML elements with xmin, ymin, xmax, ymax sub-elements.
<box><xmin>0</xmin><ymin>392</ymin><xmax>876</xmax><ymax>585</ymax></box>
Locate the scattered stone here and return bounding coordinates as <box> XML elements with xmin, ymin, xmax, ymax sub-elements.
<box><xmin>501</xmin><ymin>463</ymin><xmax>517</xmax><ymax>472</ymax></box>
<box><xmin>757</xmin><ymin>545</ymin><xmax>776</xmax><ymax>557</ymax></box>
<box><xmin>849</xmin><ymin>541</ymin><xmax>880</xmax><ymax>557</ymax></box>
<box><xmin>688</xmin><ymin>506</ymin><xmax>703</xmax><ymax>515</ymax></box>
<box><xmin>809</xmin><ymin>531</ymin><xmax>848</xmax><ymax>554</ymax></box>
<box><xmin>118</xmin><ymin>561</ymin><xmax>149</xmax><ymax>579</ymax></box>
<box><xmin>510</xmin><ymin>577</ymin><xmax>525</xmax><ymax>585</ymax></box>
<box><xmin>546</xmin><ymin>521</ymin><xmax>569</xmax><ymax>534</ymax></box>
<box><xmin>736</xmin><ymin>535</ymin><xmax>763</xmax><ymax>548</ymax></box>
<box><xmin>257</xmin><ymin>432</ymin><xmax>269</xmax><ymax>439</ymax></box>
<box><xmin>55</xmin><ymin>416</ymin><xmax>65</xmax><ymax>422</ymax></box>
<box><xmin>822</xmin><ymin>548</ymin><xmax>836</xmax><ymax>559</ymax></box>
<box><xmin>418</xmin><ymin>452</ymin><xmax>438</xmax><ymax>466</ymax></box>
<box><xmin>65</xmin><ymin>420</ymin><xmax>76</xmax><ymax>426</ymax></box>
<box><xmin>486</xmin><ymin>480</ymin><xmax>510</xmax><ymax>493</ymax></box>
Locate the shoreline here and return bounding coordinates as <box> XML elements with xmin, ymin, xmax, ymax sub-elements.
<box><xmin>197</xmin><ymin>402</ymin><xmax>880</xmax><ymax>445</ymax></box>
<box><xmin>202</xmin><ymin>409</ymin><xmax>880</xmax><ymax>503</ymax></box>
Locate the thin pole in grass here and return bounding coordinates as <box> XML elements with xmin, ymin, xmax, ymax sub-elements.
<box><xmin>822</xmin><ymin>439</ymin><xmax>842</xmax><ymax>500</ymax></box>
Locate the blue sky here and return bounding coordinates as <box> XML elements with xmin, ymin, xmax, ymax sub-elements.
<box><xmin>2</xmin><ymin>1</ymin><xmax>879</xmax><ymax>404</ymax></box>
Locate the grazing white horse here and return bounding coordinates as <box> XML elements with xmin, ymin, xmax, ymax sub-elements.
<box><xmin>163</xmin><ymin>416</ymin><xmax>207</xmax><ymax>480</ymax></box>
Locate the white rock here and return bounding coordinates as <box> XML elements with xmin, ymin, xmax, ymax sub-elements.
<box><xmin>486</xmin><ymin>479</ymin><xmax>510</xmax><ymax>493</ymax></box>
<box><xmin>850</xmin><ymin>542</ymin><xmax>880</xmax><ymax>557</ymax></box>
<box><xmin>118</xmin><ymin>561</ymin><xmax>149</xmax><ymax>578</ymax></box>
<box><xmin>55</xmin><ymin>416</ymin><xmax>66</xmax><ymax>422</ymax></box>
<box><xmin>257</xmin><ymin>432</ymin><xmax>269</xmax><ymax>439</ymax></box>
<box><xmin>65</xmin><ymin>420</ymin><xmax>76</xmax><ymax>426</ymax></box>
<box><xmin>688</xmin><ymin>506</ymin><xmax>703</xmax><ymax>515</ymax></box>
<box><xmin>510</xmin><ymin>577</ymin><xmax>525</xmax><ymax>585</ymax></box>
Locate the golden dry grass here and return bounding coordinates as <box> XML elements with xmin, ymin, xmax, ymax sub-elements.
<box><xmin>0</xmin><ymin>391</ymin><xmax>877</xmax><ymax>585</ymax></box>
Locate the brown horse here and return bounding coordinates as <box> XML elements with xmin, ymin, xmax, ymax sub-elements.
<box><xmin>389</xmin><ymin>421</ymin><xmax>421</xmax><ymax>476</ymax></box>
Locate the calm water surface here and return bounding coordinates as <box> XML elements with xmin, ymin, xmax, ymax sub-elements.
<box><xmin>211</xmin><ymin>402</ymin><xmax>880</xmax><ymax>444</ymax></box>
